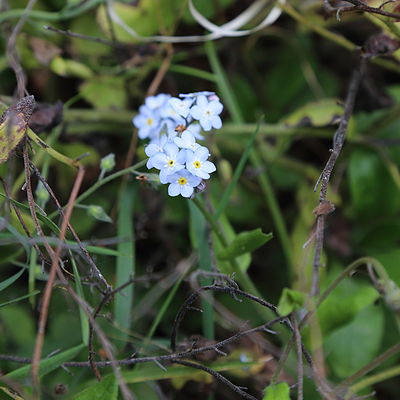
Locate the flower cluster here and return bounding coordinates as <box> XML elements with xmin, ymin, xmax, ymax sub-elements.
<box><xmin>133</xmin><ymin>92</ymin><xmax>223</xmax><ymax>198</ymax></box>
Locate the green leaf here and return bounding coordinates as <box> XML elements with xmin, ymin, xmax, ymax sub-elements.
<box><xmin>80</xmin><ymin>76</ymin><xmax>127</xmax><ymax>109</ymax></box>
<box><xmin>0</xmin><ymin>268</ymin><xmax>24</xmax><ymax>292</ymax></box>
<box><xmin>277</xmin><ymin>288</ymin><xmax>306</xmax><ymax>316</ymax></box>
<box><xmin>325</xmin><ymin>304</ymin><xmax>384</xmax><ymax>378</ymax></box>
<box><xmin>50</xmin><ymin>56</ymin><xmax>93</xmax><ymax>79</ymax></box>
<box><xmin>263</xmin><ymin>382</ymin><xmax>290</xmax><ymax>400</ymax></box>
<box><xmin>73</xmin><ymin>373</ymin><xmax>117</xmax><ymax>400</ymax></box>
<box><xmin>114</xmin><ymin>184</ymin><xmax>135</xmax><ymax>339</ymax></box>
<box><xmin>212</xmin><ymin>212</ymin><xmax>251</xmax><ymax>274</ymax></box>
<box><xmin>97</xmin><ymin>1</ymin><xmax>185</xmax><ymax>42</ymax></box>
<box><xmin>318</xmin><ymin>270</ymin><xmax>380</xmax><ymax>336</ymax></box>
<box><xmin>6</xmin><ymin>344</ymin><xmax>85</xmax><ymax>380</ymax></box>
<box><xmin>217</xmin><ymin>228</ymin><xmax>273</xmax><ymax>261</ymax></box>
<box><xmin>281</xmin><ymin>98</ymin><xmax>343</xmax><ymax>127</ymax></box>
<box><xmin>348</xmin><ymin>148</ymin><xmax>400</xmax><ymax>218</ymax></box>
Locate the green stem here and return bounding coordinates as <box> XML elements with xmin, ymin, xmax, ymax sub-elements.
<box><xmin>345</xmin><ymin>364</ymin><xmax>400</xmax><ymax>400</ymax></box>
<box><xmin>27</xmin><ymin>128</ymin><xmax>80</xmax><ymax>169</ymax></box>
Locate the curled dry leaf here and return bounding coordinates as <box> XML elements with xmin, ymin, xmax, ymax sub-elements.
<box><xmin>0</xmin><ymin>95</ymin><xmax>35</xmax><ymax>164</ymax></box>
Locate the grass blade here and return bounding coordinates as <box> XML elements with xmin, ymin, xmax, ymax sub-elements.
<box><xmin>114</xmin><ymin>183</ymin><xmax>136</xmax><ymax>340</ymax></box>
<box><xmin>189</xmin><ymin>200</ymin><xmax>214</xmax><ymax>340</ymax></box>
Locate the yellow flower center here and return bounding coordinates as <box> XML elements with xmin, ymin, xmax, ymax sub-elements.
<box><xmin>178</xmin><ymin>177</ymin><xmax>188</xmax><ymax>185</ymax></box>
<box><xmin>193</xmin><ymin>161</ymin><xmax>201</xmax><ymax>169</ymax></box>
<box><xmin>168</xmin><ymin>159</ymin><xmax>175</xmax><ymax>167</ymax></box>
<box><xmin>146</xmin><ymin>117</ymin><xmax>153</xmax><ymax>126</ymax></box>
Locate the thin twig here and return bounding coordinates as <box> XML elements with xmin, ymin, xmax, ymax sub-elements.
<box><xmin>291</xmin><ymin>315</ymin><xmax>303</xmax><ymax>400</ymax></box>
<box><xmin>329</xmin><ymin>0</ymin><xmax>400</xmax><ymax>19</ymax></box>
<box><xmin>6</xmin><ymin>0</ymin><xmax>37</xmax><ymax>97</ymax></box>
<box><xmin>170</xmin><ymin>285</ymin><xmax>279</xmax><ymax>352</ymax></box>
<box><xmin>174</xmin><ymin>360</ymin><xmax>258</xmax><ymax>400</ymax></box>
<box><xmin>44</xmin><ymin>25</ymin><xmax>125</xmax><ymax>47</ymax></box>
<box><xmin>30</xmin><ymin>157</ymin><xmax>85</xmax><ymax>391</ymax></box>
<box><xmin>0</xmin><ymin>316</ymin><xmax>285</xmax><ymax>368</ymax></box>
<box><xmin>88</xmin><ymin>277</ymin><xmax>136</xmax><ymax>380</ymax></box>
<box><xmin>311</xmin><ymin>58</ymin><xmax>365</xmax><ymax>296</ymax></box>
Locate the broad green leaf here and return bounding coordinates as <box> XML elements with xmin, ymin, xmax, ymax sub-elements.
<box><xmin>318</xmin><ymin>270</ymin><xmax>380</xmax><ymax>336</ymax></box>
<box><xmin>348</xmin><ymin>148</ymin><xmax>400</xmax><ymax>218</ymax></box>
<box><xmin>281</xmin><ymin>98</ymin><xmax>343</xmax><ymax>127</ymax></box>
<box><xmin>50</xmin><ymin>56</ymin><xmax>93</xmax><ymax>79</ymax></box>
<box><xmin>277</xmin><ymin>288</ymin><xmax>306</xmax><ymax>316</ymax></box>
<box><xmin>114</xmin><ymin>184</ymin><xmax>135</xmax><ymax>339</ymax></box>
<box><xmin>0</xmin><ymin>268</ymin><xmax>24</xmax><ymax>292</ymax></box>
<box><xmin>97</xmin><ymin>1</ymin><xmax>185</xmax><ymax>42</ymax></box>
<box><xmin>6</xmin><ymin>344</ymin><xmax>85</xmax><ymax>380</ymax></box>
<box><xmin>263</xmin><ymin>382</ymin><xmax>290</xmax><ymax>400</ymax></box>
<box><xmin>73</xmin><ymin>373</ymin><xmax>117</xmax><ymax>400</ymax></box>
<box><xmin>217</xmin><ymin>229</ymin><xmax>273</xmax><ymax>261</ymax></box>
<box><xmin>325</xmin><ymin>304</ymin><xmax>384</xmax><ymax>378</ymax></box>
<box><xmin>80</xmin><ymin>76</ymin><xmax>127</xmax><ymax>109</ymax></box>
<box><xmin>212</xmin><ymin>212</ymin><xmax>251</xmax><ymax>274</ymax></box>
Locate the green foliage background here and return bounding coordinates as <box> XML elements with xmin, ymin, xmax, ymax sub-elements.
<box><xmin>0</xmin><ymin>1</ymin><xmax>400</xmax><ymax>399</ymax></box>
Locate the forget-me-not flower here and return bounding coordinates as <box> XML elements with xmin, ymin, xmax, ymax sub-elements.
<box><xmin>168</xmin><ymin>97</ymin><xmax>193</xmax><ymax>118</ymax></box>
<box><xmin>190</xmin><ymin>95</ymin><xmax>223</xmax><ymax>131</ymax></box>
<box><xmin>186</xmin><ymin>146</ymin><xmax>216</xmax><ymax>179</ymax></box>
<box><xmin>174</xmin><ymin>130</ymin><xmax>200</xmax><ymax>151</ymax></box>
<box><xmin>167</xmin><ymin>169</ymin><xmax>202</xmax><ymax>198</ymax></box>
<box><xmin>151</xmin><ymin>143</ymin><xmax>186</xmax><ymax>183</ymax></box>
<box><xmin>133</xmin><ymin>105</ymin><xmax>160</xmax><ymax>139</ymax></box>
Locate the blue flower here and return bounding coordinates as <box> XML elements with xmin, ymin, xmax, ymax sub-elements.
<box><xmin>145</xmin><ymin>93</ymin><xmax>171</xmax><ymax>110</ymax></box>
<box><xmin>173</xmin><ymin>130</ymin><xmax>200</xmax><ymax>151</ymax></box>
<box><xmin>168</xmin><ymin>97</ymin><xmax>193</xmax><ymax>118</ymax></box>
<box><xmin>150</xmin><ymin>143</ymin><xmax>186</xmax><ymax>183</ymax></box>
<box><xmin>190</xmin><ymin>95</ymin><xmax>223</xmax><ymax>131</ymax></box>
<box><xmin>179</xmin><ymin>91</ymin><xmax>215</xmax><ymax>99</ymax></box>
<box><xmin>167</xmin><ymin>169</ymin><xmax>202</xmax><ymax>198</ymax></box>
<box><xmin>186</xmin><ymin>146</ymin><xmax>216</xmax><ymax>179</ymax></box>
<box><xmin>145</xmin><ymin>135</ymin><xmax>169</xmax><ymax>169</ymax></box>
<box><xmin>132</xmin><ymin>105</ymin><xmax>160</xmax><ymax>139</ymax></box>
